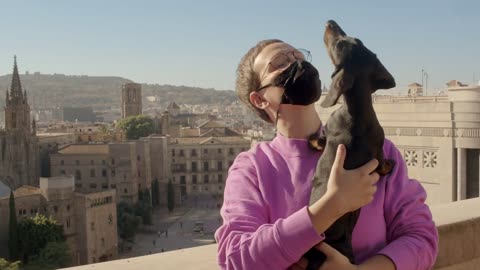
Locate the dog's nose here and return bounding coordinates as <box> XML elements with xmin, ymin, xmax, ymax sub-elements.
<box><xmin>326</xmin><ymin>20</ymin><xmax>338</xmax><ymax>29</ymax></box>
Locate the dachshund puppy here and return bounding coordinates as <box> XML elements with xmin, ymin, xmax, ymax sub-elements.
<box><xmin>304</xmin><ymin>20</ymin><xmax>396</xmax><ymax>270</ymax></box>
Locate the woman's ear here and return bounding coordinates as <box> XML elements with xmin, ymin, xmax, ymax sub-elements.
<box><xmin>249</xmin><ymin>91</ymin><xmax>269</xmax><ymax>109</ymax></box>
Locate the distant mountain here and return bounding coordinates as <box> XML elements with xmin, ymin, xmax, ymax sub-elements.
<box><xmin>0</xmin><ymin>73</ymin><xmax>237</xmax><ymax>109</ymax></box>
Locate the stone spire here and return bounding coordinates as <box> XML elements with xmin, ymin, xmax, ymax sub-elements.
<box><xmin>10</xmin><ymin>55</ymin><xmax>24</xmax><ymax>99</ymax></box>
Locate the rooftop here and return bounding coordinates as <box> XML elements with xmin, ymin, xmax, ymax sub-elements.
<box><xmin>58</xmin><ymin>144</ymin><xmax>109</xmax><ymax>155</ymax></box>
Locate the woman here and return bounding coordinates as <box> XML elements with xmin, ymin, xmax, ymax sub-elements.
<box><xmin>214</xmin><ymin>39</ymin><xmax>438</xmax><ymax>270</ymax></box>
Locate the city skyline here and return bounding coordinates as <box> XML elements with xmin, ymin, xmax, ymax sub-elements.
<box><xmin>0</xmin><ymin>0</ymin><xmax>479</xmax><ymax>93</ymax></box>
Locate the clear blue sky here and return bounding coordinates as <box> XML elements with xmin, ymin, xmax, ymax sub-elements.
<box><xmin>0</xmin><ymin>0</ymin><xmax>478</xmax><ymax>93</ymax></box>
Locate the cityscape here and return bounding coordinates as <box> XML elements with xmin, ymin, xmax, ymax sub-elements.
<box><xmin>0</xmin><ymin>1</ymin><xmax>479</xmax><ymax>270</ymax></box>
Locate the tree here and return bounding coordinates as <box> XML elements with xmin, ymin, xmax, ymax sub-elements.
<box><xmin>17</xmin><ymin>215</ymin><xmax>64</xmax><ymax>263</ymax></box>
<box><xmin>117</xmin><ymin>201</ymin><xmax>141</xmax><ymax>241</ymax></box>
<box><xmin>8</xmin><ymin>192</ymin><xmax>19</xmax><ymax>261</ymax></box>
<box><xmin>152</xmin><ymin>178</ymin><xmax>160</xmax><ymax>207</ymax></box>
<box><xmin>24</xmin><ymin>241</ymin><xmax>70</xmax><ymax>270</ymax></box>
<box><xmin>167</xmin><ymin>179</ymin><xmax>175</xmax><ymax>213</ymax></box>
<box><xmin>0</xmin><ymin>258</ymin><xmax>21</xmax><ymax>270</ymax></box>
<box><xmin>134</xmin><ymin>189</ymin><xmax>152</xmax><ymax>225</ymax></box>
<box><xmin>117</xmin><ymin>115</ymin><xmax>154</xmax><ymax>140</ymax></box>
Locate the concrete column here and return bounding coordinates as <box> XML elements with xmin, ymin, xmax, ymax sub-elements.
<box><xmin>457</xmin><ymin>148</ymin><xmax>467</xmax><ymax>200</ymax></box>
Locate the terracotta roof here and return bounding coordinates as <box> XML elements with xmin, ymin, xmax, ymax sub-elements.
<box><xmin>446</xmin><ymin>80</ymin><xmax>466</xmax><ymax>87</ymax></box>
<box><xmin>13</xmin><ymin>186</ymin><xmax>41</xmax><ymax>197</ymax></box>
<box><xmin>198</xmin><ymin>120</ymin><xmax>225</xmax><ymax>129</ymax></box>
<box><xmin>58</xmin><ymin>144</ymin><xmax>109</xmax><ymax>155</ymax></box>
<box><xmin>408</xmin><ymin>82</ymin><xmax>423</xmax><ymax>87</ymax></box>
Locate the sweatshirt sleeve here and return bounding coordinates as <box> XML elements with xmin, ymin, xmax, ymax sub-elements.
<box><xmin>214</xmin><ymin>152</ymin><xmax>325</xmax><ymax>270</ymax></box>
<box><xmin>377</xmin><ymin>141</ymin><xmax>439</xmax><ymax>270</ymax></box>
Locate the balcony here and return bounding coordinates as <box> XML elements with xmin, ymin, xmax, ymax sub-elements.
<box><xmin>62</xmin><ymin>198</ymin><xmax>480</xmax><ymax>270</ymax></box>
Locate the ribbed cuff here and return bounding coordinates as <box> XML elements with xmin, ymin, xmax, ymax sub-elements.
<box><xmin>275</xmin><ymin>206</ymin><xmax>325</xmax><ymax>261</ymax></box>
<box><xmin>377</xmin><ymin>238</ymin><xmax>417</xmax><ymax>270</ymax></box>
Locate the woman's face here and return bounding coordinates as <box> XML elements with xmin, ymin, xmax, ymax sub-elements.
<box><xmin>250</xmin><ymin>42</ymin><xmax>309</xmax><ymax>121</ymax></box>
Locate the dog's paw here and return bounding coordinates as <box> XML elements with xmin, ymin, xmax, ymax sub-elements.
<box><xmin>376</xmin><ymin>159</ymin><xmax>395</xmax><ymax>175</ymax></box>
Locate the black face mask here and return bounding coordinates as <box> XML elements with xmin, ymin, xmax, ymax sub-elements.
<box><xmin>272</xmin><ymin>60</ymin><xmax>322</xmax><ymax>105</ymax></box>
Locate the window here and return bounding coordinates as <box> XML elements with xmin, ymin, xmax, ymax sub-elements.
<box><xmin>90</xmin><ymin>183</ymin><xmax>97</xmax><ymax>189</ymax></box>
<box><xmin>229</xmin><ymin>161</ymin><xmax>233</xmax><ymax>167</ymax></box>
<box><xmin>60</xmin><ymin>170</ymin><xmax>66</xmax><ymax>175</ymax></box>
<box><xmin>102</xmin><ymin>183</ymin><xmax>108</xmax><ymax>189</ymax></box>
<box><xmin>66</xmin><ymin>218</ymin><xmax>71</xmax><ymax>228</ymax></box>
<box><xmin>192</xmin><ymin>185</ymin><xmax>197</xmax><ymax>191</ymax></box>
<box><xmin>229</xmin><ymin>148</ymin><xmax>234</xmax><ymax>155</ymax></box>
<box><xmin>180</xmin><ymin>175</ymin><xmax>186</xmax><ymax>184</ymax></box>
<box><xmin>90</xmin><ymin>169</ymin><xmax>96</xmax><ymax>177</ymax></box>
<box><xmin>179</xmin><ymin>150</ymin><xmax>185</xmax><ymax>157</ymax></box>
<box><xmin>192</xmin><ymin>175</ymin><xmax>197</xmax><ymax>184</ymax></box>
<box><xmin>91</xmin><ymin>222</ymin><xmax>95</xmax><ymax>231</ymax></box>
<box><xmin>111</xmin><ymin>158</ymin><xmax>115</xmax><ymax>165</ymax></box>
<box><xmin>192</xmin><ymin>162</ymin><xmax>197</xmax><ymax>172</ymax></box>
<box><xmin>102</xmin><ymin>169</ymin><xmax>107</xmax><ymax>177</ymax></box>
<box><xmin>67</xmin><ymin>205</ymin><xmax>70</xmax><ymax>211</ymax></box>
<box><xmin>217</xmin><ymin>148</ymin><xmax>222</xmax><ymax>154</ymax></box>
<box><xmin>110</xmin><ymin>184</ymin><xmax>116</xmax><ymax>189</ymax></box>
<box><xmin>88</xmin><ymin>135</ymin><xmax>92</xmax><ymax>142</ymax></box>
<box><xmin>101</xmin><ymin>238</ymin><xmax>105</xmax><ymax>247</ymax></box>
<box><xmin>204</xmin><ymin>175</ymin><xmax>209</xmax><ymax>184</ymax></box>
<box><xmin>138</xmin><ymin>170</ymin><xmax>141</xmax><ymax>177</ymax></box>
<box><xmin>203</xmin><ymin>162</ymin><xmax>209</xmax><ymax>171</ymax></box>
<box><xmin>54</xmin><ymin>206</ymin><xmax>58</xmax><ymax>213</ymax></box>
<box><xmin>191</xmin><ymin>149</ymin><xmax>197</xmax><ymax>157</ymax></box>
<box><xmin>217</xmin><ymin>161</ymin><xmax>223</xmax><ymax>171</ymax></box>
<box><xmin>18</xmin><ymin>210</ymin><xmax>22</xmax><ymax>215</ymax></box>
<box><xmin>137</xmin><ymin>155</ymin><xmax>140</xmax><ymax>161</ymax></box>
<box><xmin>124</xmin><ymin>188</ymin><xmax>128</xmax><ymax>194</ymax></box>
<box><xmin>75</xmin><ymin>170</ymin><xmax>82</xmax><ymax>180</ymax></box>
<box><xmin>111</xmin><ymin>169</ymin><xmax>116</xmax><ymax>177</ymax></box>
<box><xmin>102</xmin><ymin>160</ymin><xmax>106</xmax><ymax>165</ymax></box>
<box><xmin>60</xmin><ymin>160</ymin><xmax>64</xmax><ymax>165</ymax></box>
<box><xmin>242</xmin><ymin>147</ymin><xmax>246</xmax><ymax>151</ymax></box>
<box><xmin>218</xmin><ymin>174</ymin><xmax>223</xmax><ymax>183</ymax></box>
<box><xmin>90</xmin><ymin>160</ymin><xmax>94</xmax><ymax>165</ymax></box>
<box><xmin>76</xmin><ymin>160</ymin><xmax>80</xmax><ymax>165</ymax></box>
<box><xmin>172</xmin><ymin>149</ymin><xmax>175</xmax><ymax>157</ymax></box>
<box><xmin>75</xmin><ymin>183</ymin><xmax>83</xmax><ymax>188</ymax></box>
<box><xmin>219</xmin><ymin>185</ymin><xmax>223</xmax><ymax>190</ymax></box>
<box><xmin>205</xmin><ymin>187</ymin><xmax>209</xmax><ymax>191</ymax></box>
<box><xmin>203</xmin><ymin>149</ymin><xmax>208</xmax><ymax>154</ymax></box>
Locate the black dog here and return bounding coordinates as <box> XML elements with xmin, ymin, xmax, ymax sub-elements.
<box><xmin>304</xmin><ymin>20</ymin><xmax>396</xmax><ymax>270</ymax></box>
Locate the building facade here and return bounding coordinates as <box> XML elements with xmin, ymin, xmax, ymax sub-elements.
<box><xmin>316</xmin><ymin>82</ymin><xmax>480</xmax><ymax>205</ymax></box>
<box><xmin>0</xmin><ymin>57</ymin><xmax>39</xmax><ymax>189</ymax></box>
<box><xmin>121</xmin><ymin>83</ymin><xmax>142</xmax><ymax>119</ymax></box>
<box><xmin>0</xmin><ymin>176</ymin><xmax>117</xmax><ymax>266</ymax></box>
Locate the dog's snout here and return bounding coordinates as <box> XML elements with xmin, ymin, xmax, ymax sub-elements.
<box><xmin>326</xmin><ymin>20</ymin><xmax>338</xmax><ymax>29</ymax></box>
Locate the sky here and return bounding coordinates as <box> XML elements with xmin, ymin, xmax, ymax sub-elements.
<box><xmin>0</xmin><ymin>0</ymin><xmax>478</xmax><ymax>93</ymax></box>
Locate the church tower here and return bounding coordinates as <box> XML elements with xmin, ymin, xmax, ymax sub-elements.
<box><xmin>121</xmin><ymin>82</ymin><xmax>142</xmax><ymax>118</ymax></box>
<box><xmin>5</xmin><ymin>56</ymin><xmax>31</xmax><ymax>133</ymax></box>
<box><xmin>0</xmin><ymin>56</ymin><xmax>39</xmax><ymax>189</ymax></box>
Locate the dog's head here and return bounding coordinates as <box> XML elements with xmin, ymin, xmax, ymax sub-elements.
<box><xmin>321</xmin><ymin>20</ymin><xmax>396</xmax><ymax>108</ymax></box>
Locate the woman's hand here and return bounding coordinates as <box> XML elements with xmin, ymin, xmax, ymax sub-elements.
<box><xmin>290</xmin><ymin>243</ymin><xmax>357</xmax><ymax>270</ymax></box>
<box><xmin>316</xmin><ymin>242</ymin><xmax>357</xmax><ymax>270</ymax></box>
<box><xmin>324</xmin><ymin>144</ymin><xmax>380</xmax><ymax>216</ymax></box>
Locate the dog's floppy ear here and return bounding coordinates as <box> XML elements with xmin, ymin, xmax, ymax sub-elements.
<box><xmin>372</xmin><ymin>60</ymin><xmax>396</xmax><ymax>91</ymax></box>
<box><xmin>321</xmin><ymin>68</ymin><xmax>354</xmax><ymax>108</ymax></box>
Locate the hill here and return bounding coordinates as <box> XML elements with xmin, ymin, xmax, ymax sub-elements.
<box><xmin>0</xmin><ymin>73</ymin><xmax>236</xmax><ymax>109</ymax></box>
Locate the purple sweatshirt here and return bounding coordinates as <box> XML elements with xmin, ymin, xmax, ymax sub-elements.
<box><xmin>215</xmin><ymin>130</ymin><xmax>439</xmax><ymax>270</ymax></box>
